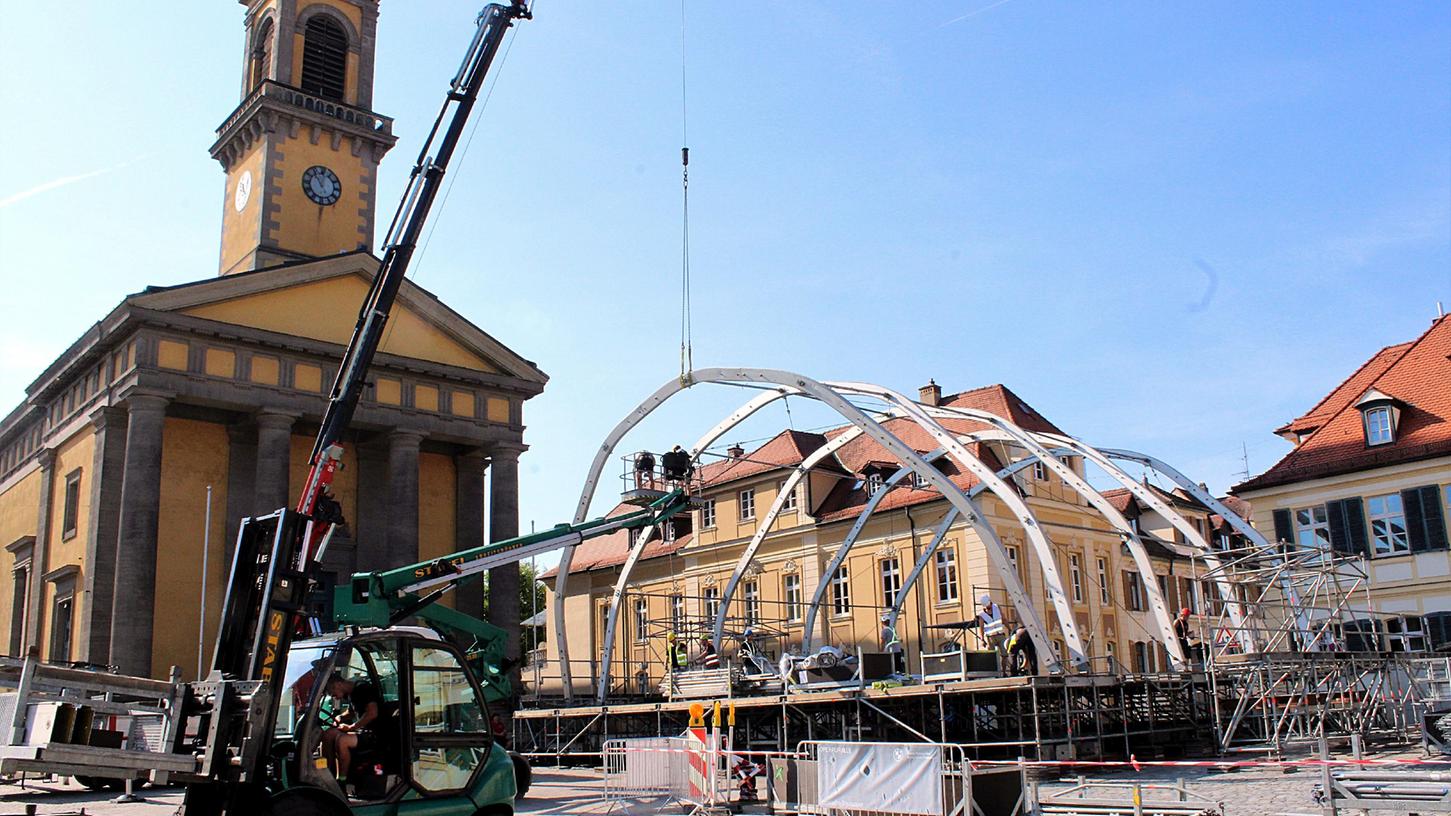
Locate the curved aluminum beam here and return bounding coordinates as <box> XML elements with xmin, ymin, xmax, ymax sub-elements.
<box><xmin>818</xmin><ymin>382</ymin><xmax>1088</xmax><ymax>670</ymax></box>
<box><xmin>1037</xmin><ymin>433</ymin><xmax>1255</xmax><ymax>653</ymax></box>
<box><xmin>799</xmin><ymin>447</ymin><xmax>951</xmax><ymax>652</ymax></box>
<box><xmin>595</xmin><ymin>524</ymin><xmax>662</xmax><ymax>703</ymax></box>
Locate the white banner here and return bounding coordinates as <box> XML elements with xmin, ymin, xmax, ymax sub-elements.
<box><xmin>817</xmin><ymin>742</ymin><xmax>944</xmax><ymax>815</ymax></box>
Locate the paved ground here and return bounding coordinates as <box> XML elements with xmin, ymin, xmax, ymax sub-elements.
<box><xmin>0</xmin><ymin>752</ymin><xmax>1441</xmax><ymax>815</ymax></box>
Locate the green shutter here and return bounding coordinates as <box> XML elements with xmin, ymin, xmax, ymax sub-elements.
<box><xmin>1327</xmin><ymin>498</ymin><xmax>1368</xmax><ymax>558</ymax></box>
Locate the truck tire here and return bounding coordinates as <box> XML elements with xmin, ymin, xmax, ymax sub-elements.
<box><xmin>271</xmin><ymin>786</ymin><xmax>350</xmax><ymax>816</ymax></box>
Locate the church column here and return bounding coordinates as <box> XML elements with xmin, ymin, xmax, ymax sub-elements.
<box><xmin>453</xmin><ymin>450</ymin><xmax>489</xmax><ymax>619</ymax></box>
<box><xmin>353</xmin><ymin>439</ymin><xmax>388</xmax><ymax>572</ymax></box>
<box><xmin>488</xmin><ymin>443</ymin><xmax>524</xmax><ymax>701</ymax></box>
<box><xmin>253</xmin><ymin>410</ymin><xmax>296</xmax><ymax>514</ymax></box>
<box><xmin>77</xmin><ymin>406</ymin><xmax>126</xmax><ymax>663</ymax></box>
<box><xmin>110</xmin><ymin>392</ymin><xmax>170</xmax><ymax>677</ymax></box>
<box><xmin>24</xmin><ymin>449</ymin><xmax>56</xmax><ymax>651</ymax></box>
<box><xmin>223</xmin><ymin>420</ymin><xmax>258</xmax><ymax>562</ymax></box>
<box><xmin>387</xmin><ymin>432</ymin><xmax>422</xmax><ymax>565</ymax></box>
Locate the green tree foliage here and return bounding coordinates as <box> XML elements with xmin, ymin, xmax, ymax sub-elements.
<box><xmin>478</xmin><ymin>562</ymin><xmax>549</xmax><ymax>652</ymax></box>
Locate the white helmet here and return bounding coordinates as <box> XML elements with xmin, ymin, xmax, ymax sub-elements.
<box><xmin>979</xmin><ymin>593</ymin><xmax>993</xmax><ymax>606</ymax></box>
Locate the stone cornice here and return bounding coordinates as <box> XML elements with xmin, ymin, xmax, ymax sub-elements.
<box><xmin>210</xmin><ymin>80</ymin><xmax>396</xmax><ymax>171</ymax></box>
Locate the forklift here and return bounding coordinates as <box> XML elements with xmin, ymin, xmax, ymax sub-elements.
<box><xmin>158</xmin><ymin>4</ymin><xmax>693</xmax><ymax>813</ymax></box>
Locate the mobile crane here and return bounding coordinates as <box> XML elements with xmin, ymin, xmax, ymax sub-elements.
<box><xmin>155</xmin><ymin>4</ymin><xmax>693</xmax><ymax>814</ymax></box>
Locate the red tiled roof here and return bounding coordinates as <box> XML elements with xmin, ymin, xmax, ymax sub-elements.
<box><xmin>815</xmin><ymin>444</ymin><xmax>1005</xmax><ymax>523</ymax></box>
<box><xmin>1100</xmin><ymin>487</ymin><xmax>1136</xmax><ymax>515</ymax></box>
<box><xmin>1273</xmin><ymin>342</ymin><xmax>1414</xmax><ymax>437</ymax></box>
<box><xmin>1235</xmin><ymin>315</ymin><xmax>1451</xmax><ymax>493</ymax></box>
<box><xmin>538</xmin><ymin>502</ymin><xmax>692</xmax><ymax>579</ymax></box>
<box><xmin>697</xmin><ymin>429</ymin><xmax>831</xmax><ymax>487</ymax></box>
<box><xmin>1210</xmin><ymin>494</ymin><xmax>1251</xmax><ymax>530</ymax></box>
<box><xmin>940</xmin><ymin>384</ymin><xmax>1065</xmax><ymax>435</ymax></box>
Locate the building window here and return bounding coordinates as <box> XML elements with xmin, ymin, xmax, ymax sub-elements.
<box><xmin>1096</xmin><ymin>557</ymin><xmax>1110</xmax><ymax>605</ymax></box>
<box><xmin>1031</xmin><ymin>460</ymin><xmax>1048</xmax><ymax>481</ymax></box>
<box><xmin>1125</xmin><ymin>572</ymin><xmax>1144</xmax><ymax>612</ymax></box>
<box><xmin>1069</xmin><ymin>554</ymin><xmax>1083</xmax><ymax>604</ymax></box>
<box><xmin>703</xmin><ymin>586</ymin><xmax>720</xmax><ymax>623</ymax></box>
<box><xmin>633</xmin><ymin>597</ymin><xmax>648</xmax><ymax>643</ymax></box>
<box><xmin>743</xmin><ymin>581</ymin><xmax>760</xmax><ymax>625</ymax></box>
<box><xmin>49</xmin><ymin>594</ymin><xmax>73</xmax><ymax>662</ymax></box>
<box><xmin>831</xmin><ymin>566</ymin><xmax>851</xmax><ymax>616</ymax></box>
<box><xmin>249</xmin><ymin>17</ymin><xmax>274</xmax><ymax>89</ymax></box>
<box><xmin>739</xmin><ymin>489</ymin><xmax>755</xmax><ymax>520</ymax></box>
<box><xmin>1133</xmin><ymin>641</ymin><xmax>1149</xmax><ymax>674</ymax></box>
<box><xmin>880</xmin><ymin>558</ymin><xmax>902</xmax><ymax>608</ymax></box>
<box><xmin>299</xmin><ymin>15</ymin><xmax>349</xmax><ymax>101</ymax></box>
<box><xmin>1363</xmin><ymin>406</ymin><xmax>1394</xmax><ymax>446</ymax></box>
<box><xmin>1386</xmin><ymin>616</ymin><xmax>1426</xmax><ymax>652</ymax></box>
<box><xmin>61</xmin><ymin>469</ymin><xmax>82</xmax><ymax>540</ymax></box>
<box><xmin>865</xmin><ymin>473</ymin><xmax>885</xmax><ymax>496</ymax></box>
<box><xmin>934</xmin><ymin>548</ymin><xmax>959</xmax><ymax>604</ymax></box>
<box><xmin>781</xmin><ymin>483</ymin><xmax>798</xmax><ymax>512</ymax></box>
<box><xmin>1006</xmin><ymin>545</ymin><xmax>1020</xmax><ymax>578</ymax></box>
<box><xmin>701</xmin><ymin>499</ymin><xmax>716</xmax><ymax>529</ymax></box>
<box><xmin>1294</xmin><ymin>505</ymin><xmax>1331</xmax><ymax>552</ymax></box>
<box><xmin>1105</xmin><ymin>640</ymin><xmax>1117</xmax><ymax>671</ymax></box>
<box><xmin>1366</xmin><ymin>494</ymin><xmax>1410</xmax><ymax>557</ymax></box>
<box><xmin>783</xmin><ymin>574</ymin><xmax>802</xmax><ymax>622</ymax></box>
<box><xmin>10</xmin><ymin>564</ymin><xmax>29</xmax><ymax>655</ymax></box>
<box><xmin>671</xmin><ymin>594</ymin><xmax>684</xmax><ymax>627</ymax></box>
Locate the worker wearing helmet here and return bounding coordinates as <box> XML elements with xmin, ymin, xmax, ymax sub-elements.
<box><xmin>962</xmin><ymin>593</ymin><xmax>1008</xmax><ymax>657</ymax></box>
<box><xmin>1172</xmin><ymin>608</ymin><xmax>1197</xmax><ymax>666</ymax></box>
<box><xmin>668</xmin><ymin>631</ymin><xmax>688</xmax><ymax>673</ymax></box>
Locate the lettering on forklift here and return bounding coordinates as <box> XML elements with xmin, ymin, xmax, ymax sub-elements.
<box><xmin>259</xmin><ymin>610</ymin><xmax>286</xmax><ymax>681</ymax></box>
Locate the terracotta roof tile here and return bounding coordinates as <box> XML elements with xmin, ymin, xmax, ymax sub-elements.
<box><xmin>1235</xmin><ymin>316</ymin><xmax>1451</xmax><ymax>493</ymax></box>
<box><xmin>697</xmin><ymin>429</ymin><xmax>832</xmax><ymax>487</ymax></box>
<box><xmin>539</xmin><ymin>502</ymin><xmax>692</xmax><ymax>578</ymax></box>
<box><xmin>1274</xmin><ymin>342</ymin><xmax>1414</xmax><ymax>436</ymax></box>
<box><xmin>1100</xmin><ymin>488</ymin><xmax>1136</xmax><ymax>515</ymax></box>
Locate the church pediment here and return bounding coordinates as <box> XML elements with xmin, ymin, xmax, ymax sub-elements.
<box><xmin>128</xmin><ymin>252</ymin><xmax>546</xmax><ymax>384</ymax></box>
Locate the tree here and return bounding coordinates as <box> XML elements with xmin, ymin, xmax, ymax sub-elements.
<box><xmin>478</xmin><ymin>561</ymin><xmax>549</xmax><ymax>652</ymax></box>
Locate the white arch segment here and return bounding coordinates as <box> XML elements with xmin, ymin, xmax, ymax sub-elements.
<box><xmin>820</xmin><ymin>382</ymin><xmax>1088</xmax><ymax>670</ymax></box>
<box><xmin>595</xmin><ymin>525</ymin><xmax>662</xmax><ymax>703</ymax></box>
<box><xmin>1037</xmin><ymin>434</ymin><xmax>1255</xmax><ymax>652</ymax></box>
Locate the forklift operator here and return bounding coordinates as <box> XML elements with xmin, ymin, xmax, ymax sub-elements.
<box><xmin>322</xmin><ymin>673</ymin><xmax>382</xmax><ymax>779</ymax></box>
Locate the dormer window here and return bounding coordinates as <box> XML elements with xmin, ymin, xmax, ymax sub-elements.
<box><xmin>865</xmin><ymin>473</ymin><xmax>884</xmax><ymax>496</ymax></box>
<box><xmin>1364</xmin><ymin>406</ymin><xmax>1393</xmax><ymax>445</ymax></box>
<box><xmin>1355</xmin><ymin>388</ymin><xmax>1402</xmax><ymax>447</ymax></box>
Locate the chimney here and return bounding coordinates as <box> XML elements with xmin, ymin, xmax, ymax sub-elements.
<box><xmin>727</xmin><ymin>443</ymin><xmax>745</xmax><ymax>459</ymax></box>
<box><xmin>919</xmin><ymin>379</ymin><xmax>942</xmax><ymax>407</ymax></box>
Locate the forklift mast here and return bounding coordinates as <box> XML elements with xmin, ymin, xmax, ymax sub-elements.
<box><xmin>180</xmin><ymin>4</ymin><xmax>532</xmax><ymax>812</ymax></box>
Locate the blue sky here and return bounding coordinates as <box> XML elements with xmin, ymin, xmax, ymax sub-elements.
<box><xmin>1</xmin><ymin>1</ymin><xmax>1448</xmax><ymax>539</ymax></box>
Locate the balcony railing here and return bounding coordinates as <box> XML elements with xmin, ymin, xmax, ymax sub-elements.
<box><xmin>217</xmin><ymin>80</ymin><xmax>394</xmax><ymax>139</ymax></box>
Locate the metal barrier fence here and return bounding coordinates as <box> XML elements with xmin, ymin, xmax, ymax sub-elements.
<box><xmin>602</xmin><ymin>732</ymin><xmax>727</xmax><ymax>813</ymax></box>
<box><xmin>792</xmin><ymin>740</ymin><xmax>1026</xmax><ymax>816</ymax></box>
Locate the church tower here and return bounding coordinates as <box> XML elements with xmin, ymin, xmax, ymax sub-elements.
<box><xmin>212</xmin><ymin>0</ymin><xmax>398</xmax><ymax>276</ymax></box>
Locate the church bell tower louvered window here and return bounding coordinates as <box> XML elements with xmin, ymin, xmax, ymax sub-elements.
<box><xmin>301</xmin><ymin>16</ymin><xmax>349</xmax><ymax>101</ymax></box>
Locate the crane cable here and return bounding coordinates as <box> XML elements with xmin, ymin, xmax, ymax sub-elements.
<box><xmin>678</xmin><ymin>0</ymin><xmax>694</xmax><ymax>385</ymax></box>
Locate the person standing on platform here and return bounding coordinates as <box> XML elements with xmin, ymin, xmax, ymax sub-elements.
<box><xmin>880</xmin><ymin>614</ymin><xmax>905</xmax><ymax>674</ymax></box>
<box><xmin>668</xmin><ymin>632</ymin><xmax>688</xmax><ymax>673</ymax></box>
<box><xmin>962</xmin><ymin>593</ymin><xmax>1008</xmax><ymax>654</ymax></box>
<box><xmin>634</xmin><ymin>451</ymin><xmax>656</xmax><ymax>489</ymax></box>
<box><xmin>662</xmin><ymin>445</ymin><xmax>692</xmax><ymax>486</ymax></box>
<box><xmin>698</xmin><ymin>635</ymin><xmax>720</xmax><ymax>669</ymax></box>
<box><xmin>1173</xmin><ymin>608</ymin><xmax>1197</xmax><ymax>666</ymax></box>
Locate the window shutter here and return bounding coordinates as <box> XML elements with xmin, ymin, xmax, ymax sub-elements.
<box><xmin>1121</xmin><ymin>572</ymin><xmax>1132</xmax><ymax>609</ymax></box>
<box><xmin>1403</xmin><ymin>485</ymin><xmax>1448</xmax><ymax>553</ymax></box>
<box><xmin>1272</xmin><ymin>509</ymin><xmax>1294</xmax><ymax>551</ymax></box>
<box><xmin>1326</xmin><ymin>498</ymin><xmax>1367</xmax><ymax>557</ymax></box>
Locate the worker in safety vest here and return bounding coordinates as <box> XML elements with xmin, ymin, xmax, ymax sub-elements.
<box><xmin>880</xmin><ymin>614</ymin><xmax>904</xmax><ymax>674</ymax></box>
<box><xmin>698</xmin><ymin>635</ymin><xmax>720</xmax><ymax>669</ymax></box>
<box><xmin>1006</xmin><ymin>627</ymin><xmax>1038</xmax><ymax>676</ymax></box>
<box><xmin>963</xmin><ymin>593</ymin><xmax>1008</xmax><ymax>653</ymax></box>
<box><xmin>668</xmin><ymin>632</ymin><xmax>688</xmax><ymax>673</ymax></box>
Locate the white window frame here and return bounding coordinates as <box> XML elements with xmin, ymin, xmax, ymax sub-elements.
<box><xmin>743</xmin><ymin>580</ymin><xmax>760</xmax><ymax>624</ymax></box>
<box><xmin>783</xmin><ymin>573</ymin><xmax>802</xmax><ymax>622</ymax></box>
<box><xmin>1006</xmin><ymin>545</ymin><xmax>1020</xmax><ymax>578</ymax></box>
<box><xmin>1031</xmin><ymin>460</ymin><xmax>1048</xmax><ymax>481</ymax></box>
<box><xmin>701</xmin><ymin>498</ymin><xmax>716</xmax><ymax>529</ymax></box>
<box><xmin>1366</xmin><ymin>493</ymin><xmax>1410</xmax><ymax>557</ymax></box>
<box><xmin>739</xmin><ymin>488</ymin><xmax>755</xmax><ymax>520</ymax></box>
<box><xmin>934</xmin><ymin>547</ymin><xmax>959</xmax><ymax>605</ymax></box>
<box><xmin>671</xmin><ymin>594</ymin><xmax>684</xmax><ymax>627</ymax></box>
<box><xmin>880</xmin><ymin>557</ymin><xmax>902</xmax><ymax>608</ymax></box>
<box><xmin>830</xmin><ymin>566</ymin><xmax>851</xmax><ymax>617</ymax></box>
<box><xmin>1127</xmin><ymin>572</ymin><xmax>1144</xmax><ymax>611</ymax></box>
<box><xmin>1363</xmin><ymin>406</ymin><xmax>1393</xmax><ymax>446</ymax></box>
<box><xmin>1096</xmin><ymin>557</ymin><xmax>1110</xmax><ymax>605</ymax></box>
<box><xmin>1070</xmin><ymin>554</ymin><xmax>1084</xmax><ymax>604</ymax></box>
<box><xmin>703</xmin><ymin>586</ymin><xmax>720</xmax><ymax>622</ymax></box>
<box><xmin>866</xmin><ymin>473</ymin><xmax>884</xmax><ymax>496</ymax></box>
<box><xmin>1294</xmin><ymin>505</ymin><xmax>1331</xmax><ymax>552</ymax></box>
<box><xmin>780</xmin><ymin>482</ymin><xmax>798</xmax><ymax>512</ymax></box>
<box><xmin>633</xmin><ymin>597</ymin><xmax>649</xmax><ymax>643</ymax></box>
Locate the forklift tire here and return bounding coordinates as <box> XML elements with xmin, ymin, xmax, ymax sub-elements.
<box><xmin>510</xmin><ymin>751</ymin><xmax>532</xmax><ymax>799</ymax></box>
<box><xmin>271</xmin><ymin>786</ymin><xmax>350</xmax><ymax>816</ymax></box>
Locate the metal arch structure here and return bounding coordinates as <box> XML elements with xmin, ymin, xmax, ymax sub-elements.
<box><xmin>1035</xmin><ymin>434</ymin><xmax>1258</xmax><ymax>651</ymax></box>
<box><xmin>802</xmin><ymin>381</ymin><xmax>1088</xmax><ymax>669</ymax></box>
<box><xmin>561</xmin><ymin>369</ymin><xmax>1066</xmax><ymax>698</ymax></box>
<box><xmin>1097</xmin><ymin>447</ymin><xmax>1313</xmax><ymax>644</ymax></box>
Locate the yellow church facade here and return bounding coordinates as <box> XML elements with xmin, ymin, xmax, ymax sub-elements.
<box><xmin>0</xmin><ymin>0</ymin><xmax>547</xmax><ymax>681</ymax></box>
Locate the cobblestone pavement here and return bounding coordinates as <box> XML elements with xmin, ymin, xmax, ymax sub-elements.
<box><xmin>0</xmin><ymin>752</ymin><xmax>1443</xmax><ymax>815</ymax></box>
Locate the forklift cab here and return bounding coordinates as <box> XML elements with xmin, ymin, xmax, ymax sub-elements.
<box><xmin>276</xmin><ymin>627</ymin><xmax>517</xmax><ymax>813</ymax></box>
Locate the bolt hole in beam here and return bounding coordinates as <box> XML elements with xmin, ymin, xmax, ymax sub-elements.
<box><xmin>555</xmin><ymin>369</ymin><xmax>1265</xmax><ymax>703</ymax></box>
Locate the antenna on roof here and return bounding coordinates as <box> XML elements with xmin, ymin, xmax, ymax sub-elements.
<box><xmin>1236</xmin><ymin>441</ymin><xmax>1250</xmax><ymax>483</ymax></box>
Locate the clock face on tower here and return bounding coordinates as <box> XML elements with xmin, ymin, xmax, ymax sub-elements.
<box><xmin>233</xmin><ymin>170</ymin><xmax>252</xmax><ymax>213</ymax></box>
<box><xmin>301</xmin><ymin>165</ymin><xmax>342</xmax><ymax>206</ymax></box>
